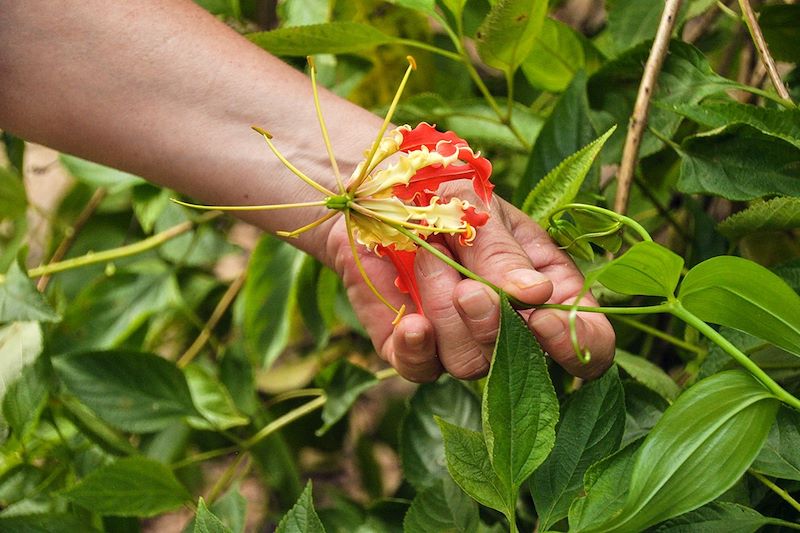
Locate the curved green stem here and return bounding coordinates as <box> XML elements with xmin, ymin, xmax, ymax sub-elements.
<box><xmin>549</xmin><ymin>203</ymin><xmax>653</xmax><ymax>243</ymax></box>
<box><xmin>538</xmin><ymin>303</ymin><xmax>673</xmax><ymax>315</ymax></box>
<box><xmin>750</xmin><ymin>470</ymin><xmax>800</xmax><ymax>514</ymax></box>
<box><xmin>671</xmin><ymin>303</ymin><xmax>800</xmax><ymax>411</ymax></box>
<box><xmin>611</xmin><ymin>315</ymin><xmax>707</xmax><ymax>355</ymax></box>
<box><xmin>396</xmin><ymin>38</ymin><xmax>462</xmax><ymax>62</ymax></box>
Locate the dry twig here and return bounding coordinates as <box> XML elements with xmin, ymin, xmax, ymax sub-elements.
<box><xmin>738</xmin><ymin>0</ymin><xmax>793</xmax><ymax>103</ymax></box>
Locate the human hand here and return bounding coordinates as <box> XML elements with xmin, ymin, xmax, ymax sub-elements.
<box><xmin>324</xmin><ymin>185</ymin><xmax>616</xmax><ymax>383</ymax></box>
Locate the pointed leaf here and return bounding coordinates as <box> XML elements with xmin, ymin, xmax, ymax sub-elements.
<box><xmin>275</xmin><ymin>481</ymin><xmax>326</xmax><ymax>533</ymax></box>
<box><xmin>0</xmin><ymin>261</ymin><xmax>60</xmax><ymax>323</ymax></box>
<box><xmin>679</xmin><ymin>255</ymin><xmax>800</xmax><ymax>357</ymax></box>
<box><xmin>247</xmin><ymin>22</ymin><xmax>397</xmax><ymax>56</ymax></box>
<box><xmin>63</xmin><ymin>457</ymin><xmax>191</xmax><ymax>517</ymax></box>
<box><xmin>718</xmin><ymin>196</ymin><xmax>800</xmax><ymax>240</ymax></box>
<box><xmin>435</xmin><ymin>417</ymin><xmax>510</xmax><ymax>515</ymax></box>
<box><xmin>652</xmin><ymin>502</ymin><xmax>798</xmax><ymax>533</ymax></box>
<box><xmin>476</xmin><ymin>0</ymin><xmax>548</xmax><ymax>72</ymax></box>
<box><xmin>195</xmin><ymin>498</ymin><xmax>233</xmax><ymax>533</ymax></box>
<box><xmin>483</xmin><ymin>295</ymin><xmax>558</xmax><ymax>489</ymax></box>
<box><xmin>315</xmin><ymin>359</ymin><xmax>378</xmax><ymax>436</ymax></box>
<box><xmin>53</xmin><ymin>350</ymin><xmax>198</xmax><ymax>433</ymax></box>
<box><xmin>403</xmin><ymin>477</ymin><xmax>479</xmax><ymax>533</ymax></box>
<box><xmin>185</xmin><ymin>364</ymin><xmax>249</xmax><ymax>431</ymax></box>
<box><xmin>60</xmin><ymin>154</ymin><xmax>145</xmax><ymax>192</ymax></box>
<box><xmin>522</xmin><ymin>127</ymin><xmax>615</xmax><ymax>225</ymax></box>
<box><xmin>596</xmin><ymin>241</ymin><xmax>684</xmax><ymax>298</ymax></box>
<box><xmin>531</xmin><ymin>366</ymin><xmax>626</xmax><ymax>530</ymax></box>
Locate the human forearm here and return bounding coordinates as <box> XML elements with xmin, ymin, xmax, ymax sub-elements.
<box><xmin>0</xmin><ymin>0</ymin><xmax>380</xmax><ymax>258</ymax></box>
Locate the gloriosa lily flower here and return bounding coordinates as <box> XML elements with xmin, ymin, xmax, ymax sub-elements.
<box><xmin>174</xmin><ymin>56</ymin><xmax>493</xmax><ymax>323</ymax></box>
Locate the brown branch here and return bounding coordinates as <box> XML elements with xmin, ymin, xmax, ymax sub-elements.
<box><xmin>36</xmin><ymin>187</ymin><xmax>107</xmax><ymax>291</ymax></box>
<box><xmin>738</xmin><ymin>0</ymin><xmax>793</xmax><ymax>103</ymax></box>
<box><xmin>614</xmin><ymin>0</ymin><xmax>684</xmax><ymax>215</ymax></box>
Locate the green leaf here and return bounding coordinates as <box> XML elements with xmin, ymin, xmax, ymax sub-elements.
<box><xmin>759</xmin><ymin>4</ymin><xmax>800</xmax><ymax>64</ymax></box>
<box><xmin>0</xmin><ymin>514</ymin><xmax>98</xmax><ymax>533</ymax></box>
<box><xmin>483</xmin><ymin>295</ymin><xmax>558</xmax><ymax>490</ymax></box>
<box><xmin>516</xmin><ymin>71</ymin><xmax>596</xmax><ymax>205</ymax></box>
<box><xmin>296</xmin><ymin>257</ymin><xmax>331</xmax><ymax>349</ymax></box>
<box><xmin>596</xmin><ymin>241</ymin><xmax>684</xmax><ymax>298</ymax></box>
<box><xmin>621</xmin><ymin>383</ymin><xmax>667</xmax><ymax>447</ymax></box>
<box><xmin>240</xmin><ymin>235</ymin><xmax>304</xmax><ymax>368</ymax></box>
<box><xmin>676</xmin><ymin>126</ymin><xmax>800</xmax><ymax>201</ymax></box>
<box><xmin>614</xmin><ymin>350</ymin><xmax>681</xmax><ymax>401</ymax></box>
<box><xmin>522</xmin><ymin>127</ymin><xmax>615</xmax><ymax>225</ymax></box>
<box><xmin>0</xmin><ymin>166</ymin><xmax>26</xmax><ymax>220</ymax></box>
<box><xmin>669</xmin><ymin>102</ymin><xmax>800</xmax><ymax>150</ymax></box>
<box><xmin>247</xmin><ymin>22</ymin><xmax>397</xmax><ymax>56</ymax></box>
<box><xmin>717</xmin><ymin>197</ymin><xmax>800</xmax><ymax>240</ymax></box>
<box><xmin>588</xmin><ymin>41</ymin><xmax>739</xmax><ymax>160</ymax></box>
<box><xmin>0</xmin><ymin>261</ymin><xmax>60</xmax><ymax>323</ymax></box>
<box><xmin>520</xmin><ymin>18</ymin><xmax>585</xmax><ymax>92</ymax></box>
<box><xmin>315</xmin><ymin>360</ymin><xmax>378</xmax><ymax>436</ymax></box>
<box><xmin>435</xmin><ymin>417</ymin><xmax>510</xmax><ymax>515</ymax></box>
<box><xmin>132</xmin><ymin>184</ymin><xmax>171</xmax><ymax>233</ymax></box>
<box><xmin>59</xmin><ymin>393</ymin><xmax>138</xmax><ymax>455</ymax></box>
<box><xmin>440</xmin><ymin>0</ymin><xmax>467</xmax><ymax>21</ymax></box>
<box><xmin>751</xmin><ymin>406</ymin><xmax>800</xmax><ymax>480</ymax></box>
<box><xmin>391</xmin><ymin>0</ymin><xmax>437</xmax><ymax>16</ymax></box>
<box><xmin>403</xmin><ymin>477</ymin><xmax>479</xmax><ymax>533</ymax></box>
<box><xmin>209</xmin><ymin>486</ymin><xmax>247</xmax><ymax>533</ymax></box>
<box><xmin>679</xmin><ymin>255</ymin><xmax>800</xmax><ymax>357</ymax></box>
<box><xmin>400</xmin><ymin>377</ymin><xmax>481</xmax><ymax>490</ymax></box>
<box><xmin>195</xmin><ymin>498</ymin><xmax>233</xmax><ymax>533</ymax></box>
<box><xmin>443</xmin><ymin>99</ymin><xmax>543</xmax><ymax>150</ymax></box>
<box><xmin>275</xmin><ymin>481</ymin><xmax>326</xmax><ymax>533</ymax></box>
<box><xmin>185</xmin><ymin>364</ymin><xmax>249</xmax><ymax>431</ymax></box>
<box><xmin>579</xmin><ymin>370</ymin><xmax>779</xmax><ymax>532</ymax></box>
<box><xmin>651</xmin><ymin>501</ymin><xmax>799</xmax><ymax>532</ymax></box>
<box><xmin>63</xmin><ymin>456</ymin><xmax>191</xmax><ymax>517</ymax></box>
<box><xmin>606</xmin><ymin>0</ymin><xmax>676</xmax><ymax>53</ymax></box>
<box><xmin>53</xmin><ymin>351</ymin><xmax>198</xmax><ymax>433</ymax></box>
<box><xmin>2</xmin><ymin>357</ymin><xmax>48</xmax><ymax>442</ymax></box>
<box><xmin>531</xmin><ymin>366</ymin><xmax>626</xmax><ymax>530</ymax></box>
<box><xmin>60</xmin><ymin>154</ymin><xmax>145</xmax><ymax>193</ymax></box>
<box><xmin>476</xmin><ymin>0</ymin><xmax>548</xmax><ymax>72</ymax></box>
<box><xmin>0</xmin><ymin>321</ymin><xmax>42</xmax><ymax>407</ymax></box>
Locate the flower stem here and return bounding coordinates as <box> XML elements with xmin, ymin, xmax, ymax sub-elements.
<box><xmin>20</xmin><ymin>211</ymin><xmax>221</xmax><ymax>281</ymax></box>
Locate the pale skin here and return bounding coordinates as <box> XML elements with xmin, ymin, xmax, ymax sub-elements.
<box><xmin>0</xmin><ymin>0</ymin><xmax>615</xmax><ymax>382</ymax></box>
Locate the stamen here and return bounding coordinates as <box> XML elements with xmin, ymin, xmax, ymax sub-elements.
<box><xmin>349</xmin><ymin>202</ymin><xmax>467</xmax><ymax>235</ymax></box>
<box><xmin>276</xmin><ymin>210</ymin><xmax>339</xmax><ymax>238</ymax></box>
<box><xmin>308</xmin><ymin>56</ymin><xmax>345</xmax><ymax>194</ymax></box>
<box><xmin>344</xmin><ymin>210</ymin><xmax>405</xmax><ymax>318</ymax></box>
<box><xmin>348</xmin><ymin>56</ymin><xmax>417</xmax><ymax>194</ymax></box>
<box><xmin>252</xmin><ymin>126</ymin><xmax>336</xmax><ymax>196</ymax></box>
<box><xmin>171</xmin><ymin>198</ymin><xmax>328</xmax><ymax>211</ymax></box>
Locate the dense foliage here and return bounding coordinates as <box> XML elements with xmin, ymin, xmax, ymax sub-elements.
<box><xmin>2</xmin><ymin>0</ymin><xmax>800</xmax><ymax>531</ymax></box>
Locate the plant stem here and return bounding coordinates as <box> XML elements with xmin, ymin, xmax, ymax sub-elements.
<box><xmin>671</xmin><ymin>303</ymin><xmax>800</xmax><ymax>411</ymax></box>
<box><xmin>538</xmin><ymin>302</ymin><xmax>673</xmax><ymax>315</ymax></box>
<box><xmin>611</xmin><ymin>315</ymin><xmax>706</xmax><ymax>355</ymax></box>
<box><xmin>750</xmin><ymin>470</ymin><xmax>800</xmax><ymax>513</ymax></box>
<box><xmin>396</xmin><ymin>38</ymin><xmax>462</xmax><ymax>62</ymax></box>
<box><xmin>615</xmin><ymin>0</ymin><xmax>683</xmax><ymax>215</ymax></box>
<box><xmin>738</xmin><ymin>0</ymin><xmax>794</xmax><ymax>104</ymax></box>
<box><xmin>549</xmin><ymin>203</ymin><xmax>654</xmax><ymax>242</ymax></box>
<box><xmin>19</xmin><ymin>211</ymin><xmax>221</xmax><ymax>281</ymax></box>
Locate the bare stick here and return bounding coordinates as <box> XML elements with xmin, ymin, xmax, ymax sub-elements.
<box><xmin>738</xmin><ymin>0</ymin><xmax>793</xmax><ymax>103</ymax></box>
<box><xmin>614</xmin><ymin>0</ymin><xmax>683</xmax><ymax>215</ymax></box>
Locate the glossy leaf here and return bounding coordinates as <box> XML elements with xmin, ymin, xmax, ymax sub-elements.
<box><xmin>597</xmin><ymin>241</ymin><xmax>684</xmax><ymax>298</ymax></box>
<box><xmin>615</xmin><ymin>350</ymin><xmax>681</xmax><ymax>401</ymax></box>
<box><xmin>483</xmin><ymin>295</ymin><xmax>558</xmax><ymax>489</ymax></box>
<box><xmin>751</xmin><ymin>406</ymin><xmax>800</xmax><ymax>480</ymax></box>
<box><xmin>195</xmin><ymin>498</ymin><xmax>233</xmax><ymax>533</ymax></box>
<box><xmin>651</xmin><ymin>501</ymin><xmax>798</xmax><ymax>532</ymax></box>
<box><xmin>275</xmin><ymin>481</ymin><xmax>325</xmax><ymax>533</ymax></box>
<box><xmin>476</xmin><ymin>0</ymin><xmax>548</xmax><ymax>72</ymax></box>
<box><xmin>63</xmin><ymin>457</ymin><xmax>191</xmax><ymax>517</ymax></box>
<box><xmin>531</xmin><ymin>366</ymin><xmax>626</xmax><ymax>530</ymax></box>
<box><xmin>0</xmin><ymin>261</ymin><xmax>60</xmax><ymax>323</ymax></box>
<box><xmin>522</xmin><ymin>126</ymin><xmax>615</xmax><ymax>225</ymax></box>
<box><xmin>436</xmin><ymin>417</ymin><xmax>510</xmax><ymax>515</ymax></box>
<box><xmin>60</xmin><ymin>154</ymin><xmax>145</xmax><ymax>193</ymax></box>
<box><xmin>717</xmin><ymin>196</ymin><xmax>800</xmax><ymax>240</ymax></box>
<box><xmin>679</xmin><ymin>255</ymin><xmax>800</xmax><ymax>357</ymax></box>
<box><xmin>669</xmin><ymin>102</ymin><xmax>800</xmax><ymax>149</ymax></box>
<box><xmin>248</xmin><ymin>22</ymin><xmax>397</xmax><ymax>56</ymax></box>
<box><xmin>241</xmin><ymin>235</ymin><xmax>304</xmax><ymax>368</ymax></box>
<box><xmin>676</xmin><ymin>126</ymin><xmax>800</xmax><ymax>201</ymax></box>
<box><xmin>315</xmin><ymin>359</ymin><xmax>378</xmax><ymax>436</ymax></box>
<box><xmin>520</xmin><ymin>18</ymin><xmax>585</xmax><ymax>92</ymax></box>
<box><xmin>516</xmin><ymin>71</ymin><xmax>595</xmax><ymax>205</ymax></box>
<box><xmin>53</xmin><ymin>351</ymin><xmax>198</xmax><ymax>433</ymax></box>
<box><xmin>403</xmin><ymin>477</ymin><xmax>479</xmax><ymax>533</ymax></box>
<box><xmin>185</xmin><ymin>364</ymin><xmax>249</xmax><ymax>431</ymax></box>
<box><xmin>577</xmin><ymin>370</ymin><xmax>779</xmax><ymax>532</ymax></box>
<box><xmin>400</xmin><ymin>377</ymin><xmax>481</xmax><ymax>490</ymax></box>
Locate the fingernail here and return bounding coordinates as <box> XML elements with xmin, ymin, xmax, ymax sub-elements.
<box><xmin>506</xmin><ymin>269</ymin><xmax>549</xmax><ymax>291</ymax></box>
<box><xmin>532</xmin><ymin>312</ymin><xmax>564</xmax><ymax>340</ymax></box>
<box><xmin>457</xmin><ymin>287</ymin><xmax>495</xmax><ymax>321</ymax></box>
<box><xmin>404</xmin><ymin>329</ymin><xmax>426</xmax><ymax>349</ymax></box>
